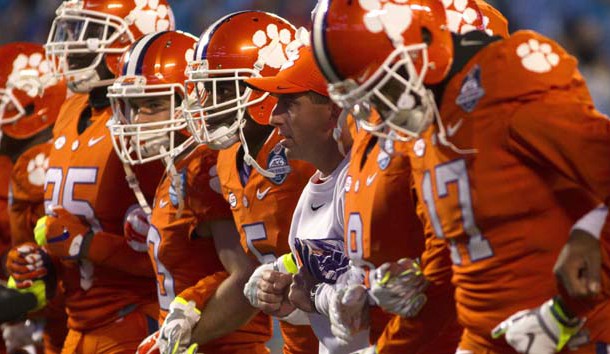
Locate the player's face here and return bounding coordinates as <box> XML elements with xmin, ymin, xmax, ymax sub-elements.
<box><xmin>201</xmin><ymin>80</ymin><xmax>241</xmax><ymax>128</ymax></box>
<box><xmin>270</xmin><ymin>92</ymin><xmax>333</xmax><ymax>161</ymax></box>
<box><xmin>130</xmin><ymin>97</ymin><xmax>172</xmax><ymax>126</ymax></box>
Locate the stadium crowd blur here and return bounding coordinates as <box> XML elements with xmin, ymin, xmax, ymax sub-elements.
<box><xmin>0</xmin><ymin>0</ymin><xmax>607</xmax><ymax>113</ymax></box>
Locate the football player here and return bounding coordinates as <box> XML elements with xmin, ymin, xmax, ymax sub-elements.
<box><xmin>313</xmin><ymin>0</ymin><xmax>610</xmax><ymax>353</ymax></box>
<box><xmin>313</xmin><ymin>2</ymin><xmax>508</xmax><ymax>353</ymax></box>
<box><xmin>24</xmin><ymin>0</ymin><xmax>174</xmax><ymax>352</ymax></box>
<box><xmin>0</xmin><ymin>42</ymin><xmax>69</xmax><ymax>354</ymax></box>
<box><xmin>182</xmin><ymin>11</ymin><xmax>319</xmax><ymax>354</ymax></box>
<box><xmin>108</xmin><ymin>30</ymin><xmax>270</xmax><ymax>354</ymax></box>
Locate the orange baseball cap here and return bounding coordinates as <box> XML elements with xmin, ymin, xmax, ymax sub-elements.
<box><xmin>245</xmin><ymin>45</ymin><xmax>329</xmax><ymax>97</ymax></box>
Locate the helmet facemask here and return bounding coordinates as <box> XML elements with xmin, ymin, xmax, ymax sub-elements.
<box><xmin>328</xmin><ymin>42</ymin><xmax>436</xmax><ymax>141</ymax></box>
<box><xmin>108</xmin><ymin>76</ymin><xmax>192</xmax><ymax>165</ymax></box>
<box><xmin>45</xmin><ymin>3</ymin><xmax>133</xmax><ymax>92</ymax></box>
<box><xmin>184</xmin><ymin>60</ymin><xmax>270</xmax><ymax>150</ymax></box>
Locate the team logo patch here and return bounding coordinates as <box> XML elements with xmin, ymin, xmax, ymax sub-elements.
<box><xmin>228</xmin><ymin>191</ymin><xmax>237</xmax><ymax>208</ymax></box>
<box><xmin>455</xmin><ymin>65</ymin><xmax>485</xmax><ymax>113</ymax></box>
<box><xmin>377</xmin><ymin>137</ymin><xmax>395</xmax><ymax>170</ymax></box>
<box><xmin>344</xmin><ymin>175</ymin><xmax>353</xmax><ymax>193</ymax></box>
<box><xmin>169</xmin><ymin>170</ymin><xmax>187</xmax><ymax>207</ymax></box>
<box><xmin>54</xmin><ymin>135</ymin><xmax>66</xmax><ymax>150</ymax></box>
<box><xmin>413</xmin><ymin>138</ymin><xmax>426</xmax><ymax>157</ymax></box>
<box><xmin>27</xmin><ymin>153</ymin><xmax>49</xmax><ymax>186</ymax></box>
<box><xmin>267</xmin><ymin>143</ymin><xmax>292</xmax><ymax>185</ymax></box>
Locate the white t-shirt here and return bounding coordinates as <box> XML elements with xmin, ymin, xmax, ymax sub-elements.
<box><xmin>288</xmin><ymin>155</ymin><xmax>369</xmax><ymax>354</ymax></box>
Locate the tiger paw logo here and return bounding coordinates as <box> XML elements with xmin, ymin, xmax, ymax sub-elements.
<box><xmin>129</xmin><ymin>0</ymin><xmax>173</xmax><ymax>34</ymax></box>
<box><xmin>9</xmin><ymin>53</ymin><xmax>52</xmax><ymax>97</ymax></box>
<box><xmin>517</xmin><ymin>39</ymin><xmax>560</xmax><ymax>73</ymax></box>
<box><xmin>442</xmin><ymin>0</ymin><xmax>481</xmax><ymax>34</ymax></box>
<box><xmin>27</xmin><ymin>153</ymin><xmax>49</xmax><ymax>186</ymax></box>
<box><xmin>252</xmin><ymin>24</ymin><xmax>300</xmax><ymax>69</ymax></box>
<box><xmin>359</xmin><ymin>0</ymin><xmax>412</xmax><ymax>40</ymax></box>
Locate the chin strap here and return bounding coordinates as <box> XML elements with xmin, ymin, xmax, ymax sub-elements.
<box><xmin>122</xmin><ymin>163</ymin><xmax>152</xmax><ymax>215</ymax></box>
<box><xmin>240</xmin><ymin>127</ymin><xmax>276</xmax><ymax>179</ymax></box>
<box><xmin>160</xmin><ymin>146</ymin><xmax>185</xmax><ymax>219</ymax></box>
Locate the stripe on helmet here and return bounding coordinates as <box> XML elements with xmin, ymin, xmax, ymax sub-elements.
<box><xmin>123</xmin><ymin>31</ymin><xmax>168</xmax><ymax>76</ymax></box>
<box><xmin>312</xmin><ymin>0</ymin><xmax>342</xmax><ymax>84</ymax></box>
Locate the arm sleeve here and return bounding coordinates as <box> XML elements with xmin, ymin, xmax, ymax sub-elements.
<box><xmin>85</xmin><ymin>231</ymin><xmax>155</xmax><ymax>277</ymax></box>
<box><xmin>508</xmin><ymin>95</ymin><xmax>610</xmax><ymax>206</ymax></box>
<box><xmin>177</xmin><ymin>271</ymin><xmax>229</xmax><ymax>311</ymax></box>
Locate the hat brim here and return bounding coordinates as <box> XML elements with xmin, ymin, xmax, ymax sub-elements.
<box><xmin>245</xmin><ymin>76</ymin><xmax>309</xmax><ymax>95</ymax></box>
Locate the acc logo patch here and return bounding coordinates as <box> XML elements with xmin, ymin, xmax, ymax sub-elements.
<box><xmin>169</xmin><ymin>170</ymin><xmax>187</xmax><ymax>207</ymax></box>
<box><xmin>267</xmin><ymin>143</ymin><xmax>292</xmax><ymax>185</ymax></box>
<box><xmin>455</xmin><ymin>64</ymin><xmax>485</xmax><ymax>113</ymax></box>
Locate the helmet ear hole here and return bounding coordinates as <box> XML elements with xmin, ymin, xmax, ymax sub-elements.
<box><xmin>421</xmin><ymin>27</ymin><xmax>433</xmax><ymax>45</ymax></box>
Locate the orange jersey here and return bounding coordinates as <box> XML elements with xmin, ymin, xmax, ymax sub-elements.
<box><xmin>149</xmin><ymin>145</ymin><xmax>271</xmax><ymax>350</ymax></box>
<box><xmin>9</xmin><ymin>142</ymin><xmax>51</xmax><ymax>245</ymax></box>
<box><xmin>344</xmin><ymin>128</ymin><xmax>424</xmax><ymax>267</ymax></box>
<box><xmin>345</xmin><ymin>128</ymin><xmax>460</xmax><ymax>353</ymax></box>
<box><xmin>405</xmin><ymin>31</ymin><xmax>610</xmax><ymax>352</ymax></box>
<box><xmin>44</xmin><ymin>93</ymin><xmax>159</xmax><ymax>331</ymax></box>
<box><xmin>217</xmin><ymin>131</ymin><xmax>317</xmax><ymax>353</ymax></box>
<box><xmin>0</xmin><ymin>155</ymin><xmax>12</xmax><ymax>277</ymax></box>
<box><xmin>8</xmin><ymin>141</ymin><xmax>69</xmax><ymax>353</ymax></box>
<box><xmin>217</xmin><ymin>130</ymin><xmax>315</xmax><ymax>264</ymax></box>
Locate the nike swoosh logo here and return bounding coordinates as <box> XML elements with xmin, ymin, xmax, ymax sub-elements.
<box><xmin>256</xmin><ymin>186</ymin><xmax>271</xmax><ymax>200</ymax></box>
<box><xmin>159</xmin><ymin>199</ymin><xmax>168</xmax><ymax>208</ymax></box>
<box><xmin>460</xmin><ymin>39</ymin><xmax>484</xmax><ymax>47</ymax></box>
<box><xmin>366</xmin><ymin>173</ymin><xmax>377</xmax><ymax>186</ymax></box>
<box><xmin>311</xmin><ymin>203</ymin><xmax>325</xmax><ymax>211</ymax></box>
<box><xmin>446</xmin><ymin>119</ymin><xmax>463</xmax><ymax>137</ymax></box>
<box><xmin>88</xmin><ymin>136</ymin><xmax>104</xmax><ymax>147</ymax></box>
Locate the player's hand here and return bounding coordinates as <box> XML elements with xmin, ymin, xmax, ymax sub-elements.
<box><xmin>1</xmin><ymin>320</ymin><xmax>38</xmax><ymax>353</ymax></box>
<box><xmin>257</xmin><ymin>269</ymin><xmax>295</xmax><ymax>317</ymax></box>
<box><xmin>370</xmin><ymin>258</ymin><xmax>428</xmax><ymax>318</ymax></box>
<box><xmin>158</xmin><ymin>297</ymin><xmax>201</xmax><ymax>354</ymax></box>
<box><xmin>6</xmin><ymin>243</ymin><xmax>48</xmax><ymax>288</ymax></box>
<box><xmin>7</xmin><ymin>276</ymin><xmax>48</xmax><ymax>311</ymax></box>
<box><xmin>329</xmin><ymin>284</ymin><xmax>370</xmax><ymax>343</ymax></box>
<box><xmin>43</xmin><ymin>207</ymin><xmax>94</xmax><ymax>260</ymax></box>
<box><xmin>138</xmin><ymin>331</ymin><xmax>199</xmax><ymax>354</ymax></box>
<box><xmin>492</xmin><ymin>297</ymin><xmax>584</xmax><ymax>353</ymax></box>
<box><xmin>554</xmin><ymin>228</ymin><xmax>601</xmax><ymax>298</ymax></box>
<box><xmin>124</xmin><ymin>205</ymin><xmax>150</xmax><ymax>253</ymax></box>
<box><xmin>137</xmin><ymin>331</ymin><xmax>161</xmax><ymax>354</ymax></box>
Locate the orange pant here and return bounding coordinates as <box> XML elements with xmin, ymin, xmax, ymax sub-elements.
<box><xmin>279</xmin><ymin>321</ymin><xmax>319</xmax><ymax>354</ymax></box>
<box><xmin>60</xmin><ymin>306</ymin><xmax>157</xmax><ymax>354</ymax></box>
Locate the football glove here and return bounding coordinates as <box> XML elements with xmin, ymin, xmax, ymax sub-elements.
<box><xmin>158</xmin><ymin>297</ymin><xmax>201</xmax><ymax>354</ymax></box>
<box><xmin>370</xmin><ymin>258</ymin><xmax>428</xmax><ymax>318</ymax></box>
<box><xmin>124</xmin><ymin>205</ymin><xmax>150</xmax><ymax>253</ymax></box>
<box><xmin>137</xmin><ymin>331</ymin><xmax>198</xmax><ymax>354</ymax></box>
<box><xmin>492</xmin><ymin>297</ymin><xmax>584</xmax><ymax>353</ymax></box>
<box><xmin>329</xmin><ymin>284</ymin><xmax>370</xmax><ymax>343</ymax></box>
<box><xmin>1</xmin><ymin>320</ymin><xmax>40</xmax><ymax>353</ymax></box>
<box><xmin>6</xmin><ymin>243</ymin><xmax>47</xmax><ymax>288</ymax></box>
<box><xmin>41</xmin><ymin>207</ymin><xmax>94</xmax><ymax>260</ymax></box>
<box><xmin>7</xmin><ymin>276</ymin><xmax>48</xmax><ymax>311</ymax></box>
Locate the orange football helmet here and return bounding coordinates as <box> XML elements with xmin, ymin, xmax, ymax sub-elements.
<box><xmin>183</xmin><ymin>11</ymin><xmax>299</xmax><ymax>151</ymax></box>
<box><xmin>45</xmin><ymin>0</ymin><xmax>175</xmax><ymax>93</ymax></box>
<box><xmin>107</xmin><ymin>31</ymin><xmax>197</xmax><ymax>165</ymax></box>
<box><xmin>0</xmin><ymin>42</ymin><xmax>67</xmax><ymax>140</ymax></box>
<box><xmin>314</xmin><ymin>0</ymin><xmax>494</xmax><ymax>140</ymax></box>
